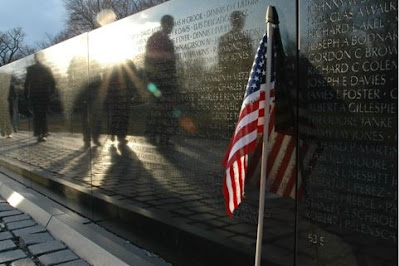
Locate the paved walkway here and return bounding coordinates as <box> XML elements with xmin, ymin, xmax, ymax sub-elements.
<box><xmin>0</xmin><ymin>196</ymin><xmax>89</xmax><ymax>266</ymax></box>
<box><xmin>0</xmin><ymin>131</ymin><xmax>296</xmax><ymax>265</ymax></box>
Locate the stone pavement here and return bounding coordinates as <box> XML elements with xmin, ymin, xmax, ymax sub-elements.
<box><xmin>0</xmin><ymin>131</ymin><xmax>298</xmax><ymax>265</ymax></box>
<box><xmin>0</xmin><ymin>196</ymin><xmax>89</xmax><ymax>266</ymax></box>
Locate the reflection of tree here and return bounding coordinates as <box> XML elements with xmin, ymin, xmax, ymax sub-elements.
<box><xmin>63</xmin><ymin>0</ymin><xmax>169</xmax><ymax>36</ymax></box>
<box><xmin>0</xmin><ymin>28</ymin><xmax>34</xmax><ymax>66</ymax></box>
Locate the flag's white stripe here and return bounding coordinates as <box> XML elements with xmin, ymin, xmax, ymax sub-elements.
<box><xmin>241</xmin><ymin>90</ymin><xmax>261</xmax><ymax>110</ymax></box>
<box><xmin>260</xmin><ymin>83</ymin><xmax>269</xmax><ymax>92</ymax></box>
<box><xmin>233</xmin><ymin>161</ymin><xmax>241</xmax><ymax>206</ymax></box>
<box><xmin>240</xmin><ymin>156</ymin><xmax>246</xmax><ymax>196</ymax></box>
<box><xmin>235</xmin><ymin>109</ymin><xmax>260</xmax><ymax>134</ymax></box>
<box><xmin>225</xmin><ymin>168</ymin><xmax>235</xmax><ymax>213</ymax></box>
<box><xmin>240</xmin><ymin>85</ymin><xmax>267</xmax><ymax>111</ymax></box>
<box><xmin>228</xmin><ymin>130</ymin><xmax>258</xmax><ymax>162</ymax></box>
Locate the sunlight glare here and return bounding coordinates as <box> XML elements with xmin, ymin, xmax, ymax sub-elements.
<box><xmin>96</xmin><ymin>9</ymin><xmax>117</xmax><ymax>26</ymax></box>
<box><xmin>90</xmin><ymin>26</ymin><xmax>136</xmax><ymax>66</ymax></box>
<box><xmin>42</xmin><ymin>37</ymin><xmax>87</xmax><ymax>77</ymax></box>
<box><xmin>7</xmin><ymin>192</ymin><xmax>24</xmax><ymax>208</ymax></box>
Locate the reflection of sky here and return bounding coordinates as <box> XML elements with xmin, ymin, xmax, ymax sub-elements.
<box><xmin>2</xmin><ymin>0</ymin><xmax>297</xmax><ymax>74</ymax></box>
<box><xmin>0</xmin><ymin>0</ymin><xmax>66</xmax><ymax>46</ymax></box>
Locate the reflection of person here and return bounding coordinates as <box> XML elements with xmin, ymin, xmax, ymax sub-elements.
<box><xmin>218</xmin><ymin>11</ymin><xmax>253</xmax><ymax>75</ymax></box>
<box><xmin>24</xmin><ymin>53</ymin><xmax>56</xmax><ymax>142</ymax></box>
<box><xmin>72</xmin><ymin>60</ymin><xmax>103</xmax><ymax>148</ymax></box>
<box><xmin>9</xmin><ymin>77</ymin><xmax>19</xmax><ymax>133</ymax></box>
<box><xmin>0</xmin><ymin>73</ymin><xmax>13</xmax><ymax>138</ymax></box>
<box><xmin>144</xmin><ymin>14</ymin><xmax>178</xmax><ymax>145</ymax></box>
<box><xmin>217</xmin><ymin>11</ymin><xmax>253</xmax><ymax>130</ymax></box>
<box><xmin>105</xmin><ymin>61</ymin><xmax>137</xmax><ymax>144</ymax></box>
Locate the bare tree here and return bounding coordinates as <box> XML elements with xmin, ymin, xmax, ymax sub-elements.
<box><xmin>0</xmin><ymin>27</ymin><xmax>32</xmax><ymax>66</ymax></box>
<box><xmin>36</xmin><ymin>30</ymin><xmax>77</xmax><ymax>50</ymax></box>
<box><xmin>63</xmin><ymin>0</ymin><xmax>169</xmax><ymax>36</ymax></box>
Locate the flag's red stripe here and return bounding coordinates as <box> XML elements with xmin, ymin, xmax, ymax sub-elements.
<box><xmin>223</xmin><ymin>173</ymin><xmax>233</xmax><ymax>217</ymax></box>
<box><xmin>235</xmin><ymin>91</ymin><xmax>265</xmax><ymax>131</ymax></box>
<box><xmin>229</xmin><ymin>165</ymin><xmax>238</xmax><ymax>209</ymax></box>
<box><xmin>243</xmin><ymin>155</ymin><xmax>248</xmax><ymax>189</ymax></box>
<box><xmin>222</xmin><ymin>103</ymin><xmax>262</xmax><ymax>167</ymax></box>
<box><xmin>226</xmin><ymin>135</ymin><xmax>258</xmax><ymax>170</ymax></box>
<box><xmin>233</xmin><ymin>118</ymin><xmax>259</xmax><ymax>144</ymax></box>
<box><xmin>225</xmin><ymin>121</ymin><xmax>259</xmax><ymax>167</ymax></box>
<box><xmin>237</xmin><ymin>100</ymin><xmax>261</xmax><ymax>128</ymax></box>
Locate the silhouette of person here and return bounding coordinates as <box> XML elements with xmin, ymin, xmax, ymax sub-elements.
<box><xmin>144</xmin><ymin>14</ymin><xmax>178</xmax><ymax>145</ymax></box>
<box><xmin>105</xmin><ymin>60</ymin><xmax>138</xmax><ymax>144</ymax></box>
<box><xmin>70</xmin><ymin>58</ymin><xmax>103</xmax><ymax>148</ymax></box>
<box><xmin>0</xmin><ymin>72</ymin><xmax>13</xmax><ymax>138</ymax></box>
<box><xmin>9</xmin><ymin>76</ymin><xmax>19</xmax><ymax>133</ymax></box>
<box><xmin>217</xmin><ymin>11</ymin><xmax>254</xmax><ymax>131</ymax></box>
<box><xmin>218</xmin><ymin>11</ymin><xmax>253</xmax><ymax>75</ymax></box>
<box><xmin>24</xmin><ymin>53</ymin><xmax>56</xmax><ymax>142</ymax></box>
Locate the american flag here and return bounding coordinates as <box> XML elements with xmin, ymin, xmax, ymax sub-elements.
<box><xmin>222</xmin><ymin>33</ymin><xmax>273</xmax><ymax>217</ymax></box>
<box><xmin>222</xmin><ymin>28</ymin><xmax>306</xmax><ymax>216</ymax></box>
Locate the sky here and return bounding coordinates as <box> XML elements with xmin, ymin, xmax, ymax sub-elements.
<box><xmin>0</xmin><ymin>0</ymin><xmax>66</xmax><ymax>46</ymax></box>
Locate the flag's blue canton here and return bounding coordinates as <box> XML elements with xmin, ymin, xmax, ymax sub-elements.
<box><xmin>245</xmin><ymin>32</ymin><xmax>279</xmax><ymax>101</ymax></box>
<box><xmin>245</xmin><ymin>34</ymin><xmax>267</xmax><ymax>97</ymax></box>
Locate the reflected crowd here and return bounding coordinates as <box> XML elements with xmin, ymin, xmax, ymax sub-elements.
<box><xmin>0</xmin><ymin>12</ymin><xmax>252</xmax><ymax>148</ymax></box>
<box><xmin>0</xmin><ymin>2</ymin><xmax>397</xmax><ymax>265</ymax></box>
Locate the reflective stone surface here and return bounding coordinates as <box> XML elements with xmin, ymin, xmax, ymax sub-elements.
<box><xmin>0</xmin><ymin>0</ymin><xmax>397</xmax><ymax>265</ymax></box>
<box><xmin>298</xmin><ymin>0</ymin><xmax>397</xmax><ymax>265</ymax></box>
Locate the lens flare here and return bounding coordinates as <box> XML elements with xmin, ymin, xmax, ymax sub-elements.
<box><xmin>180</xmin><ymin>116</ymin><xmax>197</xmax><ymax>133</ymax></box>
<box><xmin>96</xmin><ymin>9</ymin><xmax>117</xmax><ymax>26</ymax></box>
<box><xmin>147</xmin><ymin>83</ymin><xmax>162</xmax><ymax>97</ymax></box>
<box><xmin>172</xmin><ymin>108</ymin><xmax>182</xmax><ymax>118</ymax></box>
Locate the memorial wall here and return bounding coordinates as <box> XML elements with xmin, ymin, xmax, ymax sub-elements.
<box><xmin>298</xmin><ymin>0</ymin><xmax>397</xmax><ymax>265</ymax></box>
<box><xmin>0</xmin><ymin>0</ymin><xmax>397</xmax><ymax>265</ymax></box>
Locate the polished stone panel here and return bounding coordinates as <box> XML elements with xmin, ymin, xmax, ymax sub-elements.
<box><xmin>298</xmin><ymin>1</ymin><xmax>397</xmax><ymax>265</ymax></box>
<box><xmin>0</xmin><ymin>0</ymin><xmax>397</xmax><ymax>265</ymax></box>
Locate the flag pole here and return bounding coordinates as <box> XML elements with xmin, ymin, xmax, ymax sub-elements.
<box><xmin>254</xmin><ymin>5</ymin><xmax>276</xmax><ymax>266</ymax></box>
